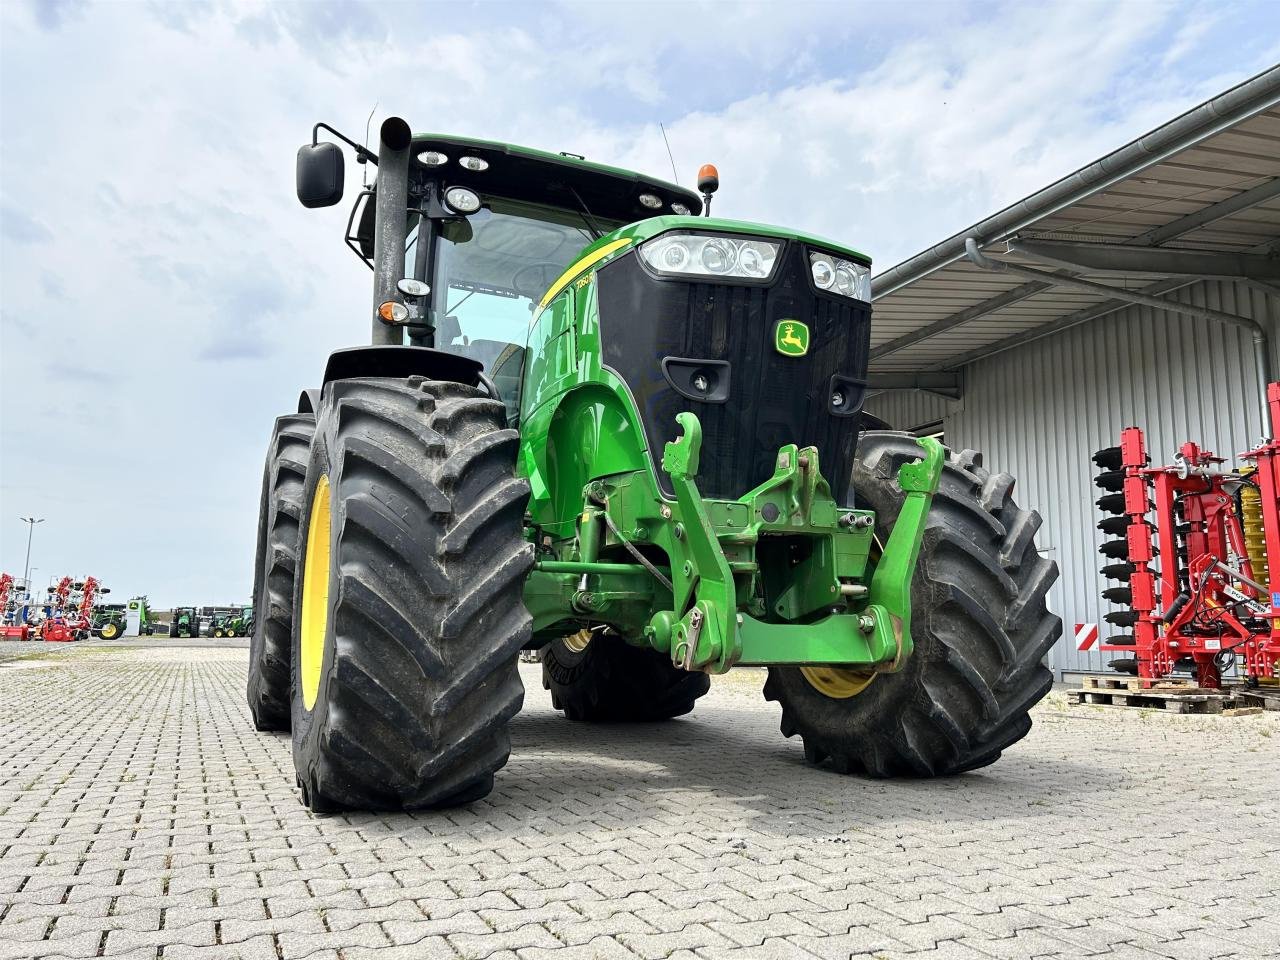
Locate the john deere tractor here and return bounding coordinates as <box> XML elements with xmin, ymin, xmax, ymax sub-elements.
<box><xmin>247</xmin><ymin>117</ymin><xmax>1060</xmax><ymax>812</ymax></box>
<box><xmin>170</xmin><ymin>606</ymin><xmax>199</xmax><ymax>639</ymax></box>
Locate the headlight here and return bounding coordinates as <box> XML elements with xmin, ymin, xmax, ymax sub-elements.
<box><xmin>640</xmin><ymin>234</ymin><xmax>780</xmax><ymax>280</ymax></box>
<box><xmin>810</xmin><ymin>251</ymin><xmax>870</xmax><ymax>301</ymax></box>
<box><xmin>443</xmin><ymin>186</ymin><xmax>481</xmax><ymax>214</ymax></box>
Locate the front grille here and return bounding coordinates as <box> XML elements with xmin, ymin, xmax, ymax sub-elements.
<box><xmin>596</xmin><ymin>242</ymin><xmax>871</xmax><ymax>504</ymax></box>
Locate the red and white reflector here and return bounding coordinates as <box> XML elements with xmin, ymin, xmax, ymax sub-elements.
<box><xmin>1075</xmin><ymin>622</ymin><xmax>1099</xmax><ymax>651</ymax></box>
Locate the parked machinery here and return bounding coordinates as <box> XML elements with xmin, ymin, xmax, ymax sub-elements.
<box><xmin>94</xmin><ymin>603</ymin><xmax>128</xmax><ymax>640</ymax></box>
<box><xmin>225</xmin><ymin>606</ymin><xmax>252</xmax><ymax>639</ymax></box>
<box><xmin>0</xmin><ymin>573</ymin><xmax>29</xmax><ymax>639</ymax></box>
<box><xmin>41</xmin><ymin>576</ymin><xmax>107</xmax><ymax>642</ymax></box>
<box><xmin>169</xmin><ymin>606</ymin><xmax>199</xmax><ymax>638</ymax></box>
<box><xmin>243</xmin><ymin>117</ymin><xmax>1060</xmax><ymax>812</ymax></box>
<box><xmin>1095</xmin><ymin>383</ymin><xmax>1280</xmax><ymax>687</ymax></box>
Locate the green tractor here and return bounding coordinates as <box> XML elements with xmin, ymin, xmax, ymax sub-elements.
<box><xmin>247</xmin><ymin>118</ymin><xmax>1060</xmax><ymax>812</ymax></box>
<box><xmin>220</xmin><ymin>606</ymin><xmax>252</xmax><ymax>639</ymax></box>
<box><xmin>94</xmin><ymin>604</ymin><xmax>127</xmax><ymax>641</ymax></box>
<box><xmin>170</xmin><ymin>606</ymin><xmax>199</xmax><ymax>639</ymax></box>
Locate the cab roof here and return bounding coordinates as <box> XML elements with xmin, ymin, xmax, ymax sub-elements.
<box><xmin>411</xmin><ymin>133</ymin><xmax>703</xmax><ymax>224</ymax></box>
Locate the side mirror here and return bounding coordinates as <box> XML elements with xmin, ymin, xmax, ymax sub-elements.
<box><xmin>297</xmin><ymin>141</ymin><xmax>345</xmax><ymax>208</ymax></box>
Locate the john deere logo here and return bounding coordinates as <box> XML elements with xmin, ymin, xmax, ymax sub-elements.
<box><xmin>775</xmin><ymin>320</ymin><xmax>809</xmax><ymax>357</ymax></box>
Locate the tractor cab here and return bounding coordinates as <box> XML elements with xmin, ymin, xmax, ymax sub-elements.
<box><xmin>301</xmin><ymin>127</ymin><xmax>701</xmax><ymax>421</ymax></box>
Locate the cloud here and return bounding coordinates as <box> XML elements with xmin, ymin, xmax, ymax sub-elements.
<box><xmin>1</xmin><ymin>0</ymin><xmax>1277</xmax><ymax>605</ymax></box>
<box><xmin>0</xmin><ymin>202</ymin><xmax>54</xmax><ymax>244</ymax></box>
<box><xmin>26</xmin><ymin>0</ymin><xmax>87</xmax><ymax>31</ymax></box>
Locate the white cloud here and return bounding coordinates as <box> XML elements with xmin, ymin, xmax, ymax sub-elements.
<box><xmin>1</xmin><ymin>0</ymin><xmax>1276</xmax><ymax>605</ymax></box>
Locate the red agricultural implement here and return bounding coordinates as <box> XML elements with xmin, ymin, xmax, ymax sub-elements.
<box><xmin>0</xmin><ymin>573</ymin><xmax>29</xmax><ymax>640</ymax></box>
<box><xmin>35</xmin><ymin>575</ymin><xmax>106</xmax><ymax>642</ymax></box>
<box><xmin>1095</xmin><ymin>383</ymin><xmax>1280</xmax><ymax>688</ymax></box>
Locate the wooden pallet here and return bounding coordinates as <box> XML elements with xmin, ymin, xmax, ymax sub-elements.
<box><xmin>1068</xmin><ymin>687</ymin><xmax>1264</xmax><ymax>715</ymax></box>
<box><xmin>1077</xmin><ymin>674</ymin><xmax>1199</xmax><ymax>693</ymax></box>
<box><xmin>1236</xmin><ymin>687</ymin><xmax>1280</xmax><ymax>712</ymax></box>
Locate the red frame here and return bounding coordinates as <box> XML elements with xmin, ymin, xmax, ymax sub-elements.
<box><xmin>1100</xmin><ymin>383</ymin><xmax>1280</xmax><ymax>686</ymax></box>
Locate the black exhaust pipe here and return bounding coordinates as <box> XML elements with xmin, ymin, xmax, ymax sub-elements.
<box><xmin>371</xmin><ymin>117</ymin><xmax>412</xmax><ymax>345</ymax></box>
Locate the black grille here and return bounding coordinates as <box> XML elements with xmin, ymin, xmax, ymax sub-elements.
<box><xmin>596</xmin><ymin>241</ymin><xmax>870</xmax><ymax>504</ymax></box>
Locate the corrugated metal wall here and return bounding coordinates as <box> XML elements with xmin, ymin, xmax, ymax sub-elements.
<box><xmin>866</xmin><ymin>279</ymin><xmax>1278</xmax><ymax>677</ymax></box>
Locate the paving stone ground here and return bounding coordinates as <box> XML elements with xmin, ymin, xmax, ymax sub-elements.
<box><xmin>1</xmin><ymin>639</ymin><xmax>1277</xmax><ymax>960</ymax></box>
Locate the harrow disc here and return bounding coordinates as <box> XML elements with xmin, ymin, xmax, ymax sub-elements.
<box><xmin>1099</xmin><ymin>539</ymin><xmax>1130</xmax><ymax>559</ymax></box>
<box><xmin>1096</xmin><ymin>493</ymin><xmax>1126</xmax><ymax>515</ymax></box>
<box><xmin>1105</xmin><ymin>609</ymin><xmax>1139</xmax><ymax>628</ymax></box>
<box><xmin>1092</xmin><ymin>446</ymin><xmax>1122</xmax><ymax>471</ymax></box>
<box><xmin>1097</xmin><ymin>515</ymin><xmax>1130</xmax><ymax>536</ymax></box>
<box><xmin>1101</xmin><ymin>561</ymin><xmax>1136</xmax><ymax>581</ymax></box>
<box><xmin>1101</xmin><ymin>586</ymin><xmax>1132</xmax><ymax>605</ymax></box>
<box><xmin>1094</xmin><ymin>469</ymin><xmax>1125</xmax><ymax>492</ymax></box>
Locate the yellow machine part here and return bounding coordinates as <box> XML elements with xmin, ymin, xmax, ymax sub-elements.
<box><xmin>1240</xmin><ymin>469</ymin><xmax>1271</xmax><ymax>586</ymax></box>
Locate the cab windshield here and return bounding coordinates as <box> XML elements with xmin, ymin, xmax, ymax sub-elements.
<box><xmin>423</xmin><ymin>199</ymin><xmax>619</xmax><ymax>371</ymax></box>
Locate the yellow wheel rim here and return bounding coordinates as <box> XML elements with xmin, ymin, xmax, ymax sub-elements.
<box><xmin>800</xmin><ymin>666</ymin><xmax>876</xmax><ymax>699</ymax></box>
<box><xmin>103</xmin><ymin>623</ymin><xmax>118</xmax><ymax>639</ymax></box>
<box><xmin>300</xmin><ymin>475</ymin><xmax>332</xmax><ymax>711</ymax></box>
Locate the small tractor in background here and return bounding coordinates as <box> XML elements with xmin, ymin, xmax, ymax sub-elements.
<box><xmin>1094</xmin><ymin>382</ymin><xmax>1280</xmax><ymax>688</ymax></box>
<box><xmin>169</xmin><ymin>606</ymin><xmax>200</xmax><ymax>638</ymax></box>
<box><xmin>244</xmin><ymin>117</ymin><xmax>1060</xmax><ymax>812</ymax></box>
<box><xmin>94</xmin><ymin>603</ymin><xmax>128</xmax><ymax>640</ymax></box>
<box><xmin>210</xmin><ymin>607</ymin><xmax>251</xmax><ymax>638</ymax></box>
<box><xmin>225</xmin><ymin>606</ymin><xmax>252</xmax><ymax>638</ymax></box>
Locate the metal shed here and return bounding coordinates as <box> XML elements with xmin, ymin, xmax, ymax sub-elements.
<box><xmin>864</xmin><ymin>64</ymin><xmax>1280</xmax><ymax>679</ymax></box>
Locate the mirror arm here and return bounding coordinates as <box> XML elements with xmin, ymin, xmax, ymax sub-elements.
<box><xmin>313</xmin><ymin>122</ymin><xmax>379</xmax><ymax>166</ymax></box>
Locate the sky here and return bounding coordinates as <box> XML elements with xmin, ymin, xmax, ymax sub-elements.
<box><xmin>1</xmin><ymin>0</ymin><xmax>1278</xmax><ymax>608</ymax></box>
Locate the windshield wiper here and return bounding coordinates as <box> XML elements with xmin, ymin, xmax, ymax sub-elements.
<box><xmin>566</xmin><ymin>185</ymin><xmax>604</xmax><ymax>241</ymax></box>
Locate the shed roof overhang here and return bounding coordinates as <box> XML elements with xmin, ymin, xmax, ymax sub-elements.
<box><xmin>869</xmin><ymin>64</ymin><xmax>1280</xmax><ymax>395</ymax></box>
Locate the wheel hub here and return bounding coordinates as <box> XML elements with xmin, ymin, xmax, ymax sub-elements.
<box><xmin>800</xmin><ymin>665</ymin><xmax>876</xmax><ymax>699</ymax></box>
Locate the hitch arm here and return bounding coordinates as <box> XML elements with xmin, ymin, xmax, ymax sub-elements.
<box><xmin>866</xmin><ymin>436</ymin><xmax>945</xmax><ymax>669</ymax></box>
<box><xmin>659</xmin><ymin>413</ymin><xmax>738</xmax><ymax>672</ymax></box>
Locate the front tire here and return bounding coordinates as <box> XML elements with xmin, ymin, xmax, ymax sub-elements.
<box><xmin>542</xmin><ymin>633</ymin><xmax>710</xmax><ymax>721</ymax></box>
<box><xmin>765</xmin><ymin>432</ymin><xmax>1060</xmax><ymax>777</ymax></box>
<box><xmin>99</xmin><ymin>621</ymin><xmax>121</xmax><ymax>641</ymax></box>
<box><xmin>290</xmin><ymin>377</ymin><xmax>531</xmax><ymax>811</ymax></box>
<box><xmin>247</xmin><ymin>413</ymin><xmax>316</xmax><ymax>731</ymax></box>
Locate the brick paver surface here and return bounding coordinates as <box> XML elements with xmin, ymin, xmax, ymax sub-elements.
<box><xmin>1</xmin><ymin>640</ymin><xmax>1277</xmax><ymax>960</ymax></box>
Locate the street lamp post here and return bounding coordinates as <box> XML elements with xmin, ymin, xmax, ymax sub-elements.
<box><xmin>19</xmin><ymin>517</ymin><xmax>45</xmax><ymax>589</ymax></box>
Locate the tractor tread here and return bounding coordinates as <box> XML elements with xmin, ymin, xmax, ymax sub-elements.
<box><xmin>247</xmin><ymin>412</ymin><xmax>316</xmax><ymax>732</ymax></box>
<box><xmin>542</xmin><ymin>635</ymin><xmax>711</xmax><ymax>722</ymax></box>
<box><xmin>290</xmin><ymin>376</ymin><xmax>530</xmax><ymax>811</ymax></box>
<box><xmin>765</xmin><ymin>431</ymin><xmax>1060</xmax><ymax>778</ymax></box>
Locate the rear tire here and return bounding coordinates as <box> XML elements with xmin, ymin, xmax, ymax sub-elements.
<box><xmin>542</xmin><ymin>633</ymin><xmax>710</xmax><ymax>721</ymax></box>
<box><xmin>765</xmin><ymin>432</ymin><xmax>1060</xmax><ymax>777</ymax></box>
<box><xmin>99</xmin><ymin>621</ymin><xmax>121</xmax><ymax>641</ymax></box>
<box><xmin>247</xmin><ymin>413</ymin><xmax>316</xmax><ymax>732</ymax></box>
<box><xmin>290</xmin><ymin>377</ymin><xmax>531</xmax><ymax>811</ymax></box>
